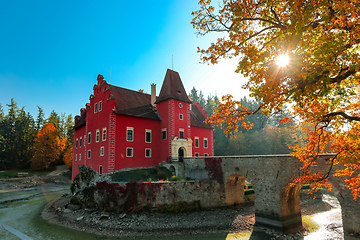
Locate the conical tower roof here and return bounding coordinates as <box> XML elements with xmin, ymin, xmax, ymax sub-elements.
<box><xmin>155</xmin><ymin>69</ymin><xmax>192</xmax><ymax>104</ymax></box>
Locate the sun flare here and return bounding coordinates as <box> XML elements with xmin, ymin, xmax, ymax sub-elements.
<box><xmin>275</xmin><ymin>54</ymin><xmax>290</xmax><ymax>67</ymax></box>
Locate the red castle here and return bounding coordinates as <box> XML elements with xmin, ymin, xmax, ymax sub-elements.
<box><xmin>72</xmin><ymin>69</ymin><xmax>214</xmax><ymax>179</ymax></box>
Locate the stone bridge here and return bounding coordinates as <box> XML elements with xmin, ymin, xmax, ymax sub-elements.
<box><xmin>165</xmin><ymin>154</ymin><xmax>360</xmax><ymax>239</ymax></box>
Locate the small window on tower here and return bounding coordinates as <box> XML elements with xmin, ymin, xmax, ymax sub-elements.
<box><xmin>100</xmin><ymin>146</ymin><xmax>104</xmax><ymax>156</ymax></box>
<box><xmin>145</xmin><ymin>148</ymin><xmax>151</xmax><ymax>157</ymax></box>
<box><xmin>145</xmin><ymin>129</ymin><xmax>151</xmax><ymax>143</ymax></box>
<box><xmin>88</xmin><ymin>132</ymin><xmax>91</xmax><ymax>144</ymax></box>
<box><xmin>79</xmin><ymin>137</ymin><xmax>82</xmax><ymax>148</ymax></box>
<box><xmin>162</xmin><ymin>129</ymin><xmax>167</xmax><ymax>139</ymax></box>
<box><xmin>94</xmin><ymin>103</ymin><xmax>98</xmax><ymax>113</ymax></box>
<box><xmin>179</xmin><ymin>114</ymin><xmax>183</xmax><ymax>120</ymax></box>
<box><xmin>99</xmin><ymin>101</ymin><xmax>102</xmax><ymax>111</ymax></box>
<box><xmin>179</xmin><ymin>129</ymin><xmax>184</xmax><ymax>139</ymax></box>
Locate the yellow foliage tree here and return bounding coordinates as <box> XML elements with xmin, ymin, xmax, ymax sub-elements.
<box><xmin>31</xmin><ymin>123</ymin><xmax>65</xmax><ymax>170</ymax></box>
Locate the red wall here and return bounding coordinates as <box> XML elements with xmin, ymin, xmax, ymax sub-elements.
<box><xmin>191</xmin><ymin>126</ymin><xmax>214</xmax><ymax>157</ymax></box>
<box><xmin>114</xmin><ymin>115</ymin><xmax>162</xmax><ymax>170</ymax></box>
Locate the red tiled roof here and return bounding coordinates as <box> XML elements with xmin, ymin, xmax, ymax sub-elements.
<box><xmin>109</xmin><ymin>84</ymin><xmax>161</xmax><ymax>120</ymax></box>
<box><xmin>190</xmin><ymin>104</ymin><xmax>213</xmax><ymax>129</ymax></box>
<box><xmin>155</xmin><ymin>69</ymin><xmax>192</xmax><ymax>104</ymax></box>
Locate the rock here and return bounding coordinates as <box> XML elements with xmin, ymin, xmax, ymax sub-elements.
<box><xmin>76</xmin><ymin>216</ymin><xmax>84</xmax><ymax>221</ymax></box>
<box><xmin>119</xmin><ymin>213</ymin><xmax>126</xmax><ymax>219</ymax></box>
<box><xmin>99</xmin><ymin>214</ymin><xmax>109</xmax><ymax>220</ymax></box>
<box><xmin>66</xmin><ymin>204</ymin><xmax>81</xmax><ymax>211</ymax></box>
<box><xmin>63</xmin><ymin>209</ymin><xmax>72</xmax><ymax>213</ymax></box>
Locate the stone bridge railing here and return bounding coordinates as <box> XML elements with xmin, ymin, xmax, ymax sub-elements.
<box><xmin>164</xmin><ymin>154</ymin><xmax>360</xmax><ymax>239</ymax></box>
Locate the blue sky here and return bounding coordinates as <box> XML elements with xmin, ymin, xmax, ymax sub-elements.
<box><xmin>0</xmin><ymin>0</ymin><xmax>248</xmax><ymax>119</ymax></box>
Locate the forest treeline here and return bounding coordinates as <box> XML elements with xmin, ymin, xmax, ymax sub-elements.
<box><xmin>189</xmin><ymin>87</ymin><xmax>303</xmax><ymax>156</ymax></box>
<box><xmin>1</xmin><ymin>89</ymin><xmax>302</xmax><ymax>170</ymax></box>
<box><xmin>0</xmin><ymin>99</ymin><xmax>73</xmax><ymax>170</ymax></box>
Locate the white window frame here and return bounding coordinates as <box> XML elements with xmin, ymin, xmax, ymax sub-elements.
<box><xmin>99</xmin><ymin>101</ymin><xmax>102</xmax><ymax>111</ymax></box>
<box><xmin>94</xmin><ymin>103</ymin><xmax>98</xmax><ymax>113</ymax></box>
<box><xmin>194</xmin><ymin>137</ymin><xmax>199</xmax><ymax>148</ymax></box>
<box><xmin>88</xmin><ymin>132</ymin><xmax>91</xmax><ymax>144</ymax></box>
<box><xmin>76</xmin><ymin>138</ymin><xmax>78</xmax><ymax>148</ymax></box>
<box><xmin>79</xmin><ymin>137</ymin><xmax>82</xmax><ymax>148</ymax></box>
<box><xmin>87</xmin><ymin>150</ymin><xmax>91</xmax><ymax>159</ymax></box>
<box><xmin>204</xmin><ymin>138</ymin><xmax>208</xmax><ymax>148</ymax></box>
<box><xmin>127</xmin><ymin>127</ymin><xmax>134</xmax><ymax>142</ymax></box>
<box><xmin>96</xmin><ymin>129</ymin><xmax>100</xmax><ymax>142</ymax></box>
<box><xmin>102</xmin><ymin>127</ymin><xmax>107</xmax><ymax>141</ymax></box>
<box><xmin>195</xmin><ymin>152</ymin><xmax>199</xmax><ymax>157</ymax></box>
<box><xmin>179</xmin><ymin>114</ymin><xmax>183</xmax><ymax>120</ymax></box>
<box><xmin>145</xmin><ymin>129</ymin><xmax>151</xmax><ymax>143</ymax></box>
<box><xmin>162</xmin><ymin>128</ymin><xmax>167</xmax><ymax>139</ymax></box>
<box><xmin>79</xmin><ymin>153</ymin><xmax>81</xmax><ymax>161</ymax></box>
<box><xmin>145</xmin><ymin>148</ymin><xmax>151</xmax><ymax>158</ymax></box>
<box><xmin>100</xmin><ymin>146</ymin><xmax>105</xmax><ymax>156</ymax></box>
<box><xmin>179</xmin><ymin>128</ymin><xmax>184</xmax><ymax>139</ymax></box>
<box><xmin>126</xmin><ymin>147</ymin><xmax>133</xmax><ymax>157</ymax></box>
<box><xmin>204</xmin><ymin>153</ymin><xmax>209</xmax><ymax>157</ymax></box>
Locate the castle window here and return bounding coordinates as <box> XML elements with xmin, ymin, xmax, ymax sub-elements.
<box><xmin>179</xmin><ymin>114</ymin><xmax>183</xmax><ymax>120</ymax></box>
<box><xmin>79</xmin><ymin>154</ymin><xmax>81</xmax><ymax>161</ymax></box>
<box><xmin>99</xmin><ymin>101</ymin><xmax>102</xmax><ymax>111</ymax></box>
<box><xmin>100</xmin><ymin>146</ymin><xmax>104</xmax><ymax>156</ymax></box>
<box><xmin>127</xmin><ymin>127</ymin><xmax>134</xmax><ymax>141</ymax></box>
<box><xmin>102</xmin><ymin>127</ymin><xmax>107</xmax><ymax>141</ymax></box>
<box><xmin>87</xmin><ymin>150</ymin><xmax>91</xmax><ymax>159</ymax></box>
<box><xmin>195</xmin><ymin>152</ymin><xmax>199</xmax><ymax>157</ymax></box>
<box><xmin>179</xmin><ymin>103</ymin><xmax>183</xmax><ymax>108</ymax></box>
<box><xmin>195</xmin><ymin>137</ymin><xmax>199</xmax><ymax>148</ymax></box>
<box><xmin>99</xmin><ymin>166</ymin><xmax>103</xmax><ymax>174</ymax></box>
<box><xmin>162</xmin><ymin>129</ymin><xmax>167</xmax><ymax>139</ymax></box>
<box><xmin>179</xmin><ymin>129</ymin><xmax>184</xmax><ymax>139</ymax></box>
<box><xmin>75</xmin><ymin>154</ymin><xmax>77</xmax><ymax>161</ymax></box>
<box><xmin>126</xmin><ymin>147</ymin><xmax>133</xmax><ymax>157</ymax></box>
<box><xmin>204</xmin><ymin>153</ymin><xmax>209</xmax><ymax>157</ymax></box>
<box><xmin>76</xmin><ymin>138</ymin><xmax>78</xmax><ymax>148</ymax></box>
<box><xmin>145</xmin><ymin>129</ymin><xmax>151</xmax><ymax>143</ymax></box>
<box><xmin>79</xmin><ymin>137</ymin><xmax>82</xmax><ymax>148</ymax></box>
<box><xmin>204</xmin><ymin>138</ymin><xmax>208</xmax><ymax>148</ymax></box>
<box><xmin>96</xmin><ymin>129</ymin><xmax>100</xmax><ymax>142</ymax></box>
<box><xmin>145</xmin><ymin>148</ymin><xmax>151</xmax><ymax>157</ymax></box>
<box><xmin>94</xmin><ymin>103</ymin><xmax>98</xmax><ymax>113</ymax></box>
<box><xmin>88</xmin><ymin>132</ymin><xmax>91</xmax><ymax>144</ymax></box>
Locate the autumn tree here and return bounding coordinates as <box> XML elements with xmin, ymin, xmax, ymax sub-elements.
<box><xmin>31</xmin><ymin>123</ymin><xmax>65</xmax><ymax>170</ymax></box>
<box><xmin>192</xmin><ymin>0</ymin><xmax>360</xmax><ymax>198</ymax></box>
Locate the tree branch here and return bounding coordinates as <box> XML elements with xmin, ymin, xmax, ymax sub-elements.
<box><xmin>324</xmin><ymin>112</ymin><xmax>360</xmax><ymax>122</ymax></box>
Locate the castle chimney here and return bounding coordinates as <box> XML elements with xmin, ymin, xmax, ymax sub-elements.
<box><xmin>151</xmin><ymin>83</ymin><xmax>156</xmax><ymax>106</ymax></box>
